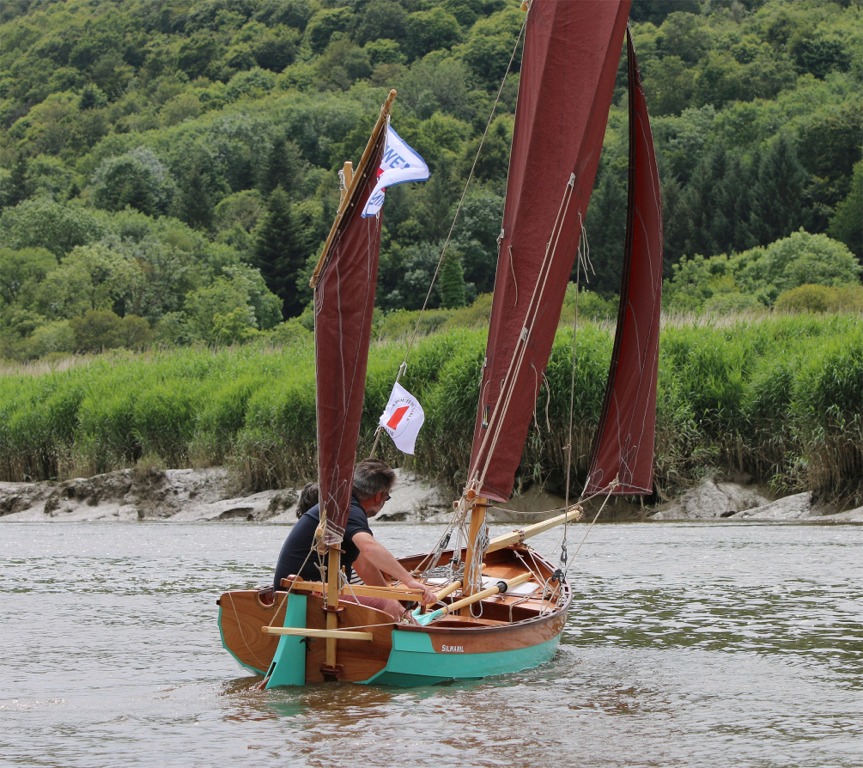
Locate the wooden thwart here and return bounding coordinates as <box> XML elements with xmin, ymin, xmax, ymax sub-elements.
<box><xmin>281</xmin><ymin>578</ymin><xmax>459</xmax><ymax>604</ymax></box>
<box><xmin>262</xmin><ymin>626</ymin><xmax>374</xmax><ymax>641</ymax></box>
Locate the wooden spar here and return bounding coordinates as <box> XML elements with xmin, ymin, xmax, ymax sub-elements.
<box><xmin>486</xmin><ymin>505</ymin><xmax>584</xmax><ymax>554</ymax></box>
<box><xmin>263</xmin><ymin>626</ymin><xmax>374</xmax><ymax>641</ymax></box>
<box><xmin>310</xmin><ymin>88</ymin><xmax>397</xmax><ymax>289</ymax></box>
<box><xmin>418</xmin><ymin>572</ymin><xmax>534</xmax><ymax>625</ymax></box>
<box><xmin>324</xmin><ymin>547</ymin><xmax>342</xmax><ymax>674</ymax></box>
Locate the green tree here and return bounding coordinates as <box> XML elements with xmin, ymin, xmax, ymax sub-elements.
<box><xmin>395</xmin><ymin>57</ymin><xmax>473</xmax><ymax>121</ymax></box>
<box><xmin>26</xmin><ymin>319</ymin><xmax>75</xmax><ymax>358</ymax></box>
<box><xmin>0</xmin><ymin>198</ymin><xmax>103</xmax><ymax>259</ymax></box>
<box><xmin>36</xmin><ymin>243</ymin><xmax>141</xmax><ymax>320</ymax></box>
<box><xmin>735</xmin><ymin>230</ymin><xmax>862</xmax><ymax>303</ymax></box>
<box><xmin>405</xmin><ymin>8</ymin><xmax>462</xmax><ymax>61</ymax></box>
<box><xmin>381</xmin><ymin>240</ymin><xmax>440</xmax><ymax>311</ymax></box>
<box><xmin>1</xmin><ymin>154</ymin><xmax>29</xmax><ymax>207</ymax></box>
<box><xmin>460</xmin><ymin>7</ymin><xmax>522</xmax><ymax>86</ymax></box>
<box><xmin>253</xmin><ymin>187</ymin><xmax>305</xmax><ymax>319</ymax></box>
<box><xmin>750</xmin><ymin>134</ymin><xmax>811</xmax><ymax>246</ymax></box>
<box><xmin>173</xmin><ymin>147</ymin><xmax>224</xmax><ymax>230</ymax></box>
<box><xmin>829</xmin><ymin>160</ymin><xmax>862</xmax><ymax>263</ymax></box>
<box><xmin>222</xmin><ymin>263</ymin><xmax>282</xmax><ymax>331</ymax></box>
<box><xmin>656</xmin><ymin>11</ymin><xmax>712</xmax><ymax>64</ymax></box>
<box><xmin>356</xmin><ymin>0</ymin><xmax>408</xmax><ymax>47</ymax></box>
<box><xmin>450</xmin><ymin>185</ymin><xmax>503</xmax><ymax>298</ymax></box>
<box><xmin>439</xmin><ymin>251</ymin><xmax>466</xmax><ymax>308</ymax></box>
<box><xmin>797</xmin><ymin>103</ymin><xmax>863</xmax><ymax>228</ymax></box>
<box><xmin>644</xmin><ymin>55</ymin><xmax>696</xmax><ymax>116</ymax></box>
<box><xmin>664</xmin><ymin>253</ymin><xmax>737</xmax><ymax>314</ymax></box>
<box><xmin>305</xmin><ymin>7</ymin><xmax>355</xmax><ymax>55</ymax></box>
<box><xmin>91</xmin><ymin>147</ymin><xmax>176</xmax><ymax>217</ymax></box>
<box><xmin>261</xmin><ymin>134</ymin><xmax>305</xmax><ymax>196</ymax></box>
<box><xmin>0</xmin><ymin>247</ymin><xmax>56</xmax><ymax>306</ymax></box>
<box><xmin>69</xmin><ymin>309</ymin><xmax>125</xmax><ymax>353</ymax></box>
<box><xmin>177</xmin><ymin>32</ymin><xmax>224</xmax><ymax>79</ymax></box>
<box><xmin>317</xmin><ymin>38</ymin><xmax>372</xmax><ymax>91</ymax></box>
<box><xmin>251</xmin><ymin>24</ymin><xmax>300</xmax><ymax>72</ymax></box>
<box><xmin>461</xmin><ymin>116</ymin><xmax>511</xmax><ymax>185</ymax></box>
<box><xmin>184</xmin><ymin>276</ymin><xmax>257</xmax><ymax>344</ymax></box>
<box><xmin>584</xmin><ymin>167</ymin><xmax>628</xmax><ymax>295</ymax></box>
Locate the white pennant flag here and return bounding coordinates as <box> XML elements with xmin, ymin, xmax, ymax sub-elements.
<box><xmin>379</xmin><ymin>382</ymin><xmax>425</xmax><ymax>455</ymax></box>
<box><xmin>362</xmin><ymin>125</ymin><xmax>430</xmax><ymax>218</ymax></box>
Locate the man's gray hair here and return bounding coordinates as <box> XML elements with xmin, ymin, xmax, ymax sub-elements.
<box><xmin>353</xmin><ymin>458</ymin><xmax>395</xmax><ymax>500</ymax></box>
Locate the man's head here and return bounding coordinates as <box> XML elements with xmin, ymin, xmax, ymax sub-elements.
<box><xmin>353</xmin><ymin>458</ymin><xmax>395</xmax><ymax>516</ymax></box>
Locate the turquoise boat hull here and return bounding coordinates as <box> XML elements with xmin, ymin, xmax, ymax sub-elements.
<box><xmin>360</xmin><ymin>628</ymin><xmax>562</xmax><ymax>686</ymax></box>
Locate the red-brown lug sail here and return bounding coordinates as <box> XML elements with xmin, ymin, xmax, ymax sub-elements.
<box><xmin>469</xmin><ymin>0</ymin><xmax>632</xmax><ymax>503</ymax></box>
<box><xmin>312</xmin><ymin>107</ymin><xmax>390</xmax><ymax>544</ymax></box>
<box><xmin>584</xmin><ymin>30</ymin><xmax>663</xmax><ymax>496</ymax></box>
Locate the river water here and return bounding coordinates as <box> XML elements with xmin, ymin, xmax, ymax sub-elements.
<box><xmin>1</xmin><ymin>520</ymin><xmax>861</xmax><ymax>768</ymax></box>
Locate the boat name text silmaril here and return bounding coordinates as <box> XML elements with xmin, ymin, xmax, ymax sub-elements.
<box><xmin>441</xmin><ymin>644</ymin><xmax>464</xmax><ymax>653</ymax></box>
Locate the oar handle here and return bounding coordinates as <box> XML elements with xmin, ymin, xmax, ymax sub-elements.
<box><xmin>414</xmin><ymin>572</ymin><xmax>534</xmax><ymax>626</ymax></box>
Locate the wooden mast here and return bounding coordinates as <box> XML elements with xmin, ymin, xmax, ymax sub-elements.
<box><xmin>460</xmin><ymin>493</ymin><xmax>487</xmax><ymax>608</ymax></box>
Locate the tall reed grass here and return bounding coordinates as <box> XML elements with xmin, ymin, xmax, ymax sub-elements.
<box><xmin>1</xmin><ymin>314</ymin><xmax>860</xmax><ymax>506</ymax></box>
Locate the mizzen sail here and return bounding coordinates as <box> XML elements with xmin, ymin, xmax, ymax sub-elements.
<box><xmin>584</xmin><ymin>31</ymin><xmax>663</xmax><ymax>496</ymax></box>
<box><xmin>468</xmin><ymin>0</ymin><xmax>631</xmax><ymax>503</ymax></box>
<box><xmin>311</xmin><ymin>93</ymin><xmax>393</xmax><ymax>545</ymax></box>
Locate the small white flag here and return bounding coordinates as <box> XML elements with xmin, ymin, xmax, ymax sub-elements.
<box><xmin>362</xmin><ymin>125</ymin><xmax>430</xmax><ymax>218</ymax></box>
<box><xmin>379</xmin><ymin>382</ymin><xmax>425</xmax><ymax>455</ymax></box>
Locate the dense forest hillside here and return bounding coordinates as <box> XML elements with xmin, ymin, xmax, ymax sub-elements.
<box><xmin>0</xmin><ymin>0</ymin><xmax>861</xmax><ymax>361</ymax></box>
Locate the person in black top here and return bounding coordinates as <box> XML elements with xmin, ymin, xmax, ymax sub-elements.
<box><xmin>295</xmin><ymin>482</ymin><xmax>318</xmax><ymax>519</ymax></box>
<box><xmin>272</xmin><ymin>459</ymin><xmax>437</xmax><ymax>620</ymax></box>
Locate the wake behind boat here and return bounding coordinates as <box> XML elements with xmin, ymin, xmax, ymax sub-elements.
<box><xmin>218</xmin><ymin>0</ymin><xmax>662</xmax><ymax>687</ymax></box>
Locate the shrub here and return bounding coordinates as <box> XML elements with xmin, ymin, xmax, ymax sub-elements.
<box><xmin>775</xmin><ymin>283</ymin><xmax>863</xmax><ymax>313</ymax></box>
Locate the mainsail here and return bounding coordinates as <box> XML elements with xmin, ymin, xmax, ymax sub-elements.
<box><xmin>584</xmin><ymin>30</ymin><xmax>663</xmax><ymax>496</ymax></box>
<box><xmin>468</xmin><ymin>0</ymin><xmax>631</xmax><ymax>503</ymax></box>
<box><xmin>310</xmin><ymin>94</ymin><xmax>392</xmax><ymax>546</ymax></box>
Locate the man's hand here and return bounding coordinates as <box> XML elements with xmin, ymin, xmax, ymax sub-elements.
<box><xmin>407</xmin><ymin>579</ymin><xmax>438</xmax><ymax>606</ymax></box>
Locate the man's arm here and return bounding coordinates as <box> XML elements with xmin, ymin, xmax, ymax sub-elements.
<box><xmin>353</xmin><ymin>532</ymin><xmax>437</xmax><ymax>605</ymax></box>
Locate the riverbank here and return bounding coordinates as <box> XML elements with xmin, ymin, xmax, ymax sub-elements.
<box><xmin>2</xmin><ymin>315</ymin><xmax>861</xmax><ymax>509</ymax></box>
<box><xmin>1</xmin><ymin>467</ymin><xmax>861</xmax><ymax>524</ymax></box>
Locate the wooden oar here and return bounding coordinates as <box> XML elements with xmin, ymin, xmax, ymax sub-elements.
<box><xmin>413</xmin><ymin>572</ymin><xmax>534</xmax><ymax>626</ymax></box>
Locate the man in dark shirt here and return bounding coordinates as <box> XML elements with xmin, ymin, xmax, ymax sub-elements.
<box><xmin>272</xmin><ymin>458</ymin><xmax>437</xmax><ymax>619</ymax></box>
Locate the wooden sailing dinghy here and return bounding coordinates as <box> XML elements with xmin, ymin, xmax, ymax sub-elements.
<box><xmin>218</xmin><ymin>0</ymin><xmax>662</xmax><ymax>687</ymax></box>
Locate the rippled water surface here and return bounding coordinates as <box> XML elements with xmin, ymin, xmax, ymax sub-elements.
<box><xmin>1</xmin><ymin>521</ymin><xmax>861</xmax><ymax>768</ymax></box>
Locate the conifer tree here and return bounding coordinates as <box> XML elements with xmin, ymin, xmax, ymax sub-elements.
<box><xmin>2</xmin><ymin>154</ymin><xmax>28</xmax><ymax>209</ymax></box>
<box><xmin>750</xmin><ymin>134</ymin><xmax>811</xmax><ymax>246</ymax></box>
<box><xmin>439</xmin><ymin>251</ymin><xmax>466</xmax><ymax>308</ymax></box>
<box><xmin>582</xmin><ymin>169</ymin><xmax>626</xmax><ymax>295</ymax></box>
<box><xmin>261</xmin><ymin>134</ymin><xmax>303</xmax><ymax>197</ymax></box>
<box><xmin>254</xmin><ymin>187</ymin><xmax>304</xmax><ymax>319</ymax></box>
<box><xmin>175</xmin><ymin>150</ymin><xmax>217</xmax><ymax>230</ymax></box>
